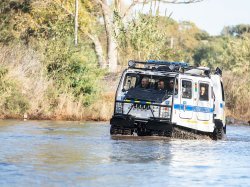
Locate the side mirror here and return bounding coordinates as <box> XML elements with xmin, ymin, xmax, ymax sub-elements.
<box><xmin>215</xmin><ymin>67</ymin><xmax>222</xmax><ymax>76</ymax></box>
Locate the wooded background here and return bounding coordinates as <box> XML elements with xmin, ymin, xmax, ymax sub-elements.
<box><xmin>0</xmin><ymin>0</ymin><xmax>249</xmax><ymax>121</ymax></box>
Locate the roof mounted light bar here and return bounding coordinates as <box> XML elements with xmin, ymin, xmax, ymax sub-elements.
<box><xmin>146</xmin><ymin>60</ymin><xmax>189</xmax><ymax>68</ymax></box>
<box><xmin>128</xmin><ymin>60</ymin><xmax>144</xmax><ymax>68</ymax></box>
<box><xmin>127</xmin><ymin>60</ymin><xmax>222</xmax><ymax>77</ymax></box>
<box><xmin>128</xmin><ymin>60</ymin><xmax>189</xmax><ymax>72</ymax></box>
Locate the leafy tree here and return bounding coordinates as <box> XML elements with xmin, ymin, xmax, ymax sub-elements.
<box><xmin>192</xmin><ymin>33</ymin><xmax>250</xmax><ymax>119</ymax></box>
<box><xmin>118</xmin><ymin>14</ymin><xmax>205</xmax><ymax>65</ymax></box>
<box><xmin>192</xmin><ymin>37</ymin><xmax>226</xmax><ymax>67</ymax></box>
<box><xmin>94</xmin><ymin>0</ymin><xmax>205</xmax><ymax>72</ymax></box>
<box><xmin>222</xmin><ymin>24</ymin><xmax>250</xmax><ymax>37</ymax></box>
<box><xmin>45</xmin><ymin>38</ymin><xmax>103</xmax><ymax>106</ymax></box>
<box><xmin>223</xmin><ymin>35</ymin><xmax>250</xmax><ymax>73</ymax></box>
<box><xmin>0</xmin><ymin>65</ymin><xmax>29</xmax><ymax>115</ymax></box>
<box><xmin>0</xmin><ymin>0</ymin><xmax>103</xmax><ymax>107</ymax></box>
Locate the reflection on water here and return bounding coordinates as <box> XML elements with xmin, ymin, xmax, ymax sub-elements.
<box><xmin>0</xmin><ymin>120</ymin><xmax>250</xmax><ymax>186</ymax></box>
<box><xmin>109</xmin><ymin>138</ymin><xmax>172</xmax><ymax>164</ymax></box>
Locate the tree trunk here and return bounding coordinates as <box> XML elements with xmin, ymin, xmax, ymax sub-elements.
<box><xmin>101</xmin><ymin>0</ymin><xmax>118</xmax><ymax>72</ymax></box>
<box><xmin>74</xmin><ymin>0</ymin><xmax>79</xmax><ymax>46</ymax></box>
<box><xmin>87</xmin><ymin>34</ymin><xmax>107</xmax><ymax>68</ymax></box>
<box><xmin>107</xmin><ymin>32</ymin><xmax>118</xmax><ymax>72</ymax></box>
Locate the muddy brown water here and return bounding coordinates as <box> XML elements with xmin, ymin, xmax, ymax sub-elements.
<box><xmin>0</xmin><ymin>120</ymin><xmax>250</xmax><ymax>186</ymax></box>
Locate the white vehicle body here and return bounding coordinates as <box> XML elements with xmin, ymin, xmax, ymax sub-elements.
<box><xmin>110</xmin><ymin>61</ymin><xmax>226</xmax><ymax>139</ymax></box>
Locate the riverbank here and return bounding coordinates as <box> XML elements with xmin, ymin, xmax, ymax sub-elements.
<box><xmin>0</xmin><ymin>92</ymin><xmax>115</xmax><ymax>121</ymax></box>
<box><xmin>0</xmin><ymin>55</ymin><xmax>249</xmax><ymax>124</ymax></box>
<box><xmin>1</xmin><ymin>98</ymin><xmax>250</xmax><ymax>126</ymax></box>
<box><xmin>1</xmin><ymin>72</ymin><xmax>249</xmax><ymax>125</ymax></box>
<box><xmin>226</xmin><ymin>116</ymin><xmax>250</xmax><ymax>126</ymax></box>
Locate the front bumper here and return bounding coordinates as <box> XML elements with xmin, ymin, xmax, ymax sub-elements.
<box><xmin>110</xmin><ymin>115</ymin><xmax>172</xmax><ymax>131</ymax></box>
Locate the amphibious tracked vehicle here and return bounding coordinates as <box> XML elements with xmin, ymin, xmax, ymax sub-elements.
<box><xmin>110</xmin><ymin>60</ymin><xmax>226</xmax><ymax>140</ymax></box>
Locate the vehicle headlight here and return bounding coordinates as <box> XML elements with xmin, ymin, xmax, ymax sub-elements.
<box><xmin>115</xmin><ymin>102</ymin><xmax>123</xmax><ymax>114</ymax></box>
<box><xmin>160</xmin><ymin>107</ymin><xmax>170</xmax><ymax>118</ymax></box>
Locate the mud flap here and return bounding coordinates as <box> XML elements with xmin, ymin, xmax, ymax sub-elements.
<box><xmin>213</xmin><ymin>119</ymin><xmax>224</xmax><ymax>140</ymax></box>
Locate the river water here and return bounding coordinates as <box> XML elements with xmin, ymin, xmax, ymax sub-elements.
<box><xmin>0</xmin><ymin>120</ymin><xmax>250</xmax><ymax>187</ymax></box>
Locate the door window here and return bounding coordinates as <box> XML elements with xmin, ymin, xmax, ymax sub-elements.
<box><xmin>199</xmin><ymin>83</ymin><xmax>209</xmax><ymax>101</ymax></box>
<box><xmin>123</xmin><ymin>75</ymin><xmax>137</xmax><ymax>91</ymax></box>
<box><xmin>182</xmin><ymin>80</ymin><xmax>192</xmax><ymax>99</ymax></box>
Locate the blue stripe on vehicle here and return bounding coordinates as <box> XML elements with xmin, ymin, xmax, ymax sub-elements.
<box><xmin>220</xmin><ymin>103</ymin><xmax>223</xmax><ymax>108</ymax></box>
<box><xmin>174</xmin><ymin>104</ymin><xmax>213</xmax><ymax>113</ymax></box>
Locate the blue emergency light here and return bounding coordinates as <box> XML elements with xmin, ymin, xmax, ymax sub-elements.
<box><xmin>146</xmin><ymin>60</ymin><xmax>189</xmax><ymax>67</ymax></box>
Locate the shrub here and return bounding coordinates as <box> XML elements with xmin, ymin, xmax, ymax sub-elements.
<box><xmin>0</xmin><ymin>64</ymin><xmax>29</xmax><ymax>116</ymax></box>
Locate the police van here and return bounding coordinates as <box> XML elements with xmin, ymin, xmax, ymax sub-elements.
<box><xmin>110</xmin><ymin>60</ymin><xmax>226</xmax><ymax>140</ymax></box>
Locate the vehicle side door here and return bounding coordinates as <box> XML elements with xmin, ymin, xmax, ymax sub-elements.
<box><xmin>197</xmin><ymin>82</ymin><xmax>213</xmax><ymax>121</ymax></box>
<box><xmin>179</xmin><ymin>79</ymin><xmax>193</xmax><ymax>119</ymax></box>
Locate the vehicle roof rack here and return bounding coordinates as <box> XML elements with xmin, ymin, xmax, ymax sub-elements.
<box><xmin>127</xmin><ymin>60</ymin><xmax>220</xmax><ymax>77</ymax></box>
<box><xmin>147</xmin><ymin>60</ymin><xmax>189</xmax><ymax>67</ymax></box>
<box><xmin>128</xmin><ymin>60</ymin><xmax>189</xmax><ymax>72</ymax></box>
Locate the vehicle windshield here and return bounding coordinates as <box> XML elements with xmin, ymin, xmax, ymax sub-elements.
<box><xmin>122</xmin><ymin>73</ymin><xmax>176</xmax><ymax>103</ymax></box>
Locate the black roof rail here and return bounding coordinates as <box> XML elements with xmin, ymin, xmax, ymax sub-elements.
<box><xmin>127</xmin><ymin>60</ymin><xmax>221</xmax><ymax>78</ymax></box>
<box><xmin>127</xmin><ymin>60</ymin><xmax>189</xmax><ymax>72</ymax></box>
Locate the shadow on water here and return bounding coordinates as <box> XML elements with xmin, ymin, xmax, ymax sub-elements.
<box><xmin>109</xmin><ymin>135</ymin><xmax>173</xmax><ymax>164</ymax></box>
<box><xmin>111</xmin><ymin>135</ymin><xmax>171</xmax><ymax>141</ymax></box>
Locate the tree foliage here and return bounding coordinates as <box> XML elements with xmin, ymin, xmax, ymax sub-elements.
<box><xmin>0</xmin><ymin>0</ymin><xmax>103</xmax><ymax>115</ymax></box>
<box><xmin>118</xmin><ymin>14</ymin><xmax>204</xmax><ymax>65</ymax></box>
<box><xmin>192</xmin><ymin>34</ymin><xmax>250</xmax><ymax>118</ymax></box>
<box><xmin>222</xmin><ymin>24</ymin><xmax>250</xmax><ymax>36</ymax></box>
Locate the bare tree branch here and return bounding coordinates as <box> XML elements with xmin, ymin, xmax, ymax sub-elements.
<box><xmin>122</xmin><ymin>0</ymin><xmax>140</xmax><ymax>19</ymax></box>
<box><xmin>121</xmin><ymin>0</ymin><xmax>153</xmax><ymax>20</ymax></box>
<box><xmin>157</xmin><ymin>0</ymin><xmax>204</xmax><ymax>4</ymax></box>
<box><xmin>93</xmin><ymin>0</ymin><xmax>204</xmax><ymax>72</ymax></box>
<box><xmin>93</xmin><ymin>0</ymin><xmax>112</xmax><ymax>14</ymax></box>
<box><xmin>122</xmin><ymin>0</ymin><xmax>203</xmax><ymax>20</ymax></box>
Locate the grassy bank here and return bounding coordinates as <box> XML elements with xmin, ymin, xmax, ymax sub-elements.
<box><xmin>1</xmin><ymin>57</ymin><xmax>249</xmax><ymax>123</ymax></box>
<box><xmin>0</xmin><ymin>43</ymin><xmax>111</xmax><ymax>121</ymax></box>
<box><xmin>223</xmin><ymin>72</ymin><xmax>250</xmax><ymax>122</ymax></box>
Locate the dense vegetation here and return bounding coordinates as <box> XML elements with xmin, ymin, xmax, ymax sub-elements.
<box><xmin>0</xmin><ymin>0</ymin><xmax>104</xmax><ymax>119</ymax></box>
<box><xmin>0</xmin><ymin>0</ymin><xmax>249</xmax><ymax>121</ymax></box>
